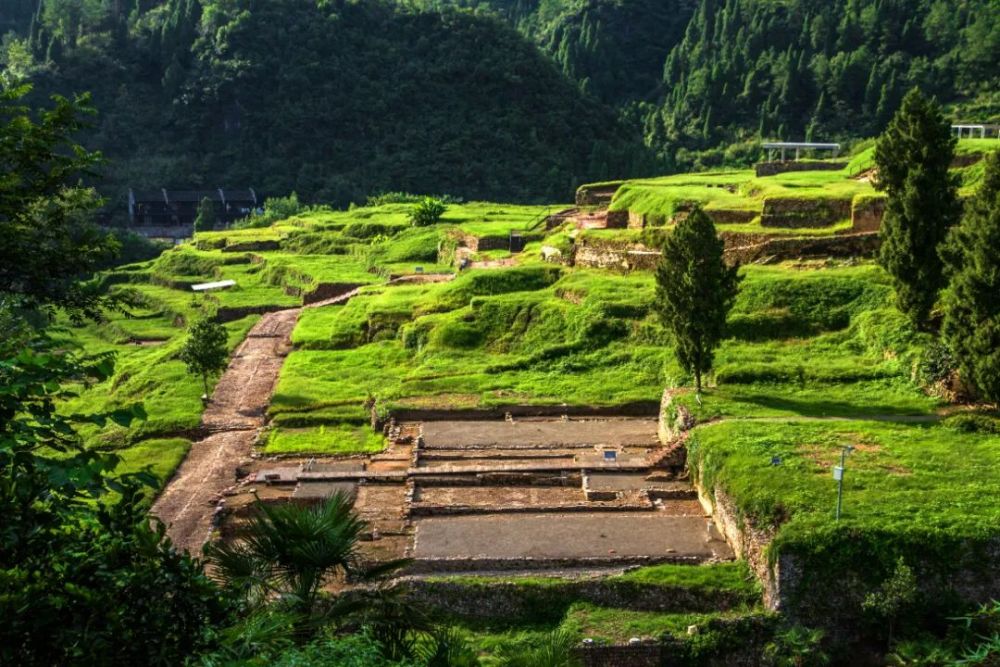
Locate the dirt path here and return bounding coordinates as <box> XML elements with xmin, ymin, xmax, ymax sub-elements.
<box><xmin>151</xmin><ymin>280</ymin><xmax>418</xmax><ymax>553</ymax></box>
<box><xmin>152</xmin><ymin>308</ymin><xmax>300</xmax><ymax>553</ymax></box>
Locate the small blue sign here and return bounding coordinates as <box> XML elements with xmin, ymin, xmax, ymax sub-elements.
<box><xmin>603</xmin><ymin>450</ymin><xmax>617</xmax><ymax>462</ymax></box>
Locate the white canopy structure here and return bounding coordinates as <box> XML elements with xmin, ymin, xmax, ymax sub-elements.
<box><xmin>952</xmin><ymin>124</ymin><xmax>1000</xmax><ymax>139</ymax></box>
<box><xmin>762</xmin><ymin>142</ymin><xmax>841</xmax><ymax>161</ymax></box>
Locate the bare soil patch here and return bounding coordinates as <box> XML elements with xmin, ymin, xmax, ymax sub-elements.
<box><xmin>152</xmin><ymin>309</ymin><xmax>300</xmax><ymax>552</ymax></box>
<box><xmin>411</xmin><ymin>513</ymin><xmax>732</xmax><ymax>563</ymax></box>
<box><xmin>421</xmin><ymin>418</ymin><xmax>659</xmax><ymax>449</ymax></box>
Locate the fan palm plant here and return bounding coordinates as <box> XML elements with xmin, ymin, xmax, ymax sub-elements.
<box><xmin>205</xmin><ymin>492</ymin><xmax>365</xmax><ymax>620</ymax></box>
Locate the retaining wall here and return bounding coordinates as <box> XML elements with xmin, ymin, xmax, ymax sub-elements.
<box><xmin>572</xmin><ymin>231</ymin><xmax>880</xmax><ymax>271</ymax></box>
<box><xmin>302</xmin><ymin>282</ymin><xmax>364</xmax><ymax>304</ymax></box>
<box><xmin>754</xmin><ymin>161</ymin><xmax>847</xmax><ymax>177</ymax></box>
<box><xmin>376</xmin><ymin>401</ymin><xmax>660</xmax><ymax>429</ymax></box>
<box><xmin>577</xmin><ymin>183</ymin><xmax>624</xmax><ymax>206</ymax></box>
<box><xmin>722</xmin><ymin>231</ymin><xmax>880</xmax><ymax>264</ymax></box>
<box><xmin>759</xmin><ymin>197</ymin><xmax>852</xmax><ymax>228</ymax></box>
<box><xmin>402</xmin><ymin>577</ymin><xmax>753</xmax><ymax>621</ymax></box>
<box><xmin>850</xmin><ymin>196</ymin><xmax>887</xmax><ymax>233</ymax></box>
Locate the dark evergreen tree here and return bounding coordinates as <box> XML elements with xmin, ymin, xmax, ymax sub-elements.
<box><xmin>194</xmin><ymin>196</ymin><xmax>217</xmax><ymax>232</ymax></box>
<box><xmin>941</xmin><ymin>151</ymin><xmax>1000</xmax><ymax>403</ymax></box>
<box><xmin>654</xmin><ymin>208</ymin><xmax>741</xmax><ymax>393</ymax></box>
<box><xmin>874</xmin><ymin>88</ymin><xmax>959</xmax><ymax>329</ymax></box>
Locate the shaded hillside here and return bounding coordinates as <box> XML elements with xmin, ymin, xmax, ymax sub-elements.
<box><xmin>5</xmin><ymin>0</ymin><xmax>653</xmax><ymax>211</ymax></box>
<box><xmin>648</xmin><ymin>0</ymin><xmax>1000</xmax><ymax>168</ymax></box>
<box><xmin>420</xmin><ymin>0</ymin><xmax>697</xmax><ymax>103</ymax></box>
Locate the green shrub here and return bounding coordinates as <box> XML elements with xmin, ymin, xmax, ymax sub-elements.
<box><xmin>942</xmin><ymin>413</ymin><xmax>1000</xmax><ymax>434</ymax></box>
<box><xmin>410</xmin><ymin>197</ymin><xmax>448</xmax><ymax>226</ymax></box>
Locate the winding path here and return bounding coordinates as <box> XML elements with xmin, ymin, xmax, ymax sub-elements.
<box><xmin>151</xmin><ymin>308</ymin><xmax>300</xmax><ymax>553</ymax></box>
<box><xmin>151</xmin><ymin>275</ymin><xmax>455</xmax><ymax>553</ymax></box>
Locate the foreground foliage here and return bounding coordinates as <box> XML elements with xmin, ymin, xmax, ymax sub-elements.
<box><xmin>943</xmin><ymin>151</ymin><xmax>1000</xmax><ymax>404</ymax></box>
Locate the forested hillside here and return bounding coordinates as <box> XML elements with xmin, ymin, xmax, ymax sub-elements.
<box><xmin>1</xmin><ymin>0</ymin><xmax>997</xmax><ymax>208</ymax></box>
<box><xmin>648</xmin><ymin>0</ymin><xmax>1000</xmax><ymax>169</ymax></box>
<box><xmin>418</xmin><ymin>0</ymin><xmax>697</xmax><ymax>103</ymax></box>
<box><xmin>1</xmin><ymin>0</ymin><xmax>651</xmax><ymax>211</ymax></box>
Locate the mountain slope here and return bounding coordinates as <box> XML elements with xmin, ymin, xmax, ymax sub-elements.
<box><xmin>8</xmin><ymin>0</ymin><xmax>653</xmax><ymax>209</ymax></box>
<box><xmin>647</xmin><ymin>0</ymin><xmax>999</xmax><ymax>167</ymax></box>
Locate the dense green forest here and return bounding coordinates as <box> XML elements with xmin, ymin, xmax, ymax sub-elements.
<box><xmin>1</xmin><ymin>0</ymin><xmax>997</xmax><ymax>210</ymax></box>
<box><xmin>1</xmin><ymin>0</ymin><xmax>652</xmax><ymax>211</ymax></box>
<box><xmin>650</xmin><ymin>0</ymin><xmax>1000</xmax><ymax>169</ymax></box>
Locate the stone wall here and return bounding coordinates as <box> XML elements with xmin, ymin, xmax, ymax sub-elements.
<box><xmin>222</xmin><ymin>239</ymin><xmax>280</xmax><ymax>253</ymax></box>
<box><xmin>577</xmin><ymin>182</ymin><xmax>624</xmax><ymax>206</ymax></box>
<box><xmin>574</xmin><ymin>245</ymin><xmax>661</xmax><ymax>271</ymax></box>
<box><xmin>302</xmin><ymin>282</ymin><xmax>364</xmax><ymax>304</ymax></box>
<box><xmin>402</xmin><ymin>578</ymin><xmax>753</xmax><ymax>622</ymax></box>
<box><xmin>573</xmin><ymin>231</ymin><xmax>879</xmax><ymax>271</ymax></box>
<box><xmin>755</xmin><ymin>160</ymin><xmax>847</xmax><ymax>177</ymax></box>
<box><xmin>606</xmin><ymin>210</ymin><xmax>630</xmax><ymax>229</ymax></box>
<box><xmin>850</xmin><ymin>196</ymin><xmax>886</xmax><ymax>233</ymax></box>
<box><xmin>706</xmin><ymin>209</ymin><xmax>758</xmax><ymax>224</ymax></box>
<box><xmin>376</xmin><ymin>401</ymin><xmax>659</xmax><ymax>430</ymax></box>
<box><xmin>760</xmin><ymin>197</ymin><xmax>853</xmax><ymax>228</ymax></box>
<box><xmin>657</xmin><ymin>388</ymin><xmax>694</xmax><ymax>444</ymax></box>
<box><xmin>722</xmin><ymin>231</ymin><xmax>880</xmax><ymax>264</ymax></box>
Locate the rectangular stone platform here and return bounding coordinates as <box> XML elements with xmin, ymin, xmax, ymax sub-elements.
<box><xmin>420</xmin><ymin>419</ymin><xmax>660</xmax><ymax>449</ymax></box>
<box><xmin>411</xmin><ymin>512</ymin><xmax>732</xmax><ymax>565</ymax></box>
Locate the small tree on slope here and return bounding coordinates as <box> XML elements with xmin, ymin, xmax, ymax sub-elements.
<box><xmin>194</xmin><ymin>196</ymin><xmax>217</xmax><ymax>232</ymax></box>
<box><xmin>941</xmin><ymin>151</ymin><xmax>1000</xmax><ymax>404</ymax></box>
<box><xmin>874</xmin><ymin>88</ymin><xmax>960</xmax><ymax>330</ymax></box>
<box><xmin>181</xmin><ymin>318</ymin><xmax>229</xmax><ymax>400</ymax></box>
<box><xmin>655</xmin><ymin>207</ymin><xmax>740</xmax><ymax>393</ymax></box>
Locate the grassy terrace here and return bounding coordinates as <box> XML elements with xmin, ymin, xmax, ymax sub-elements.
<box><xmin>63</xmin><ymin>190</ymin><xmax>1000</xmax><ymax>607</ymax></box>
<box><xmin>421</xmin><ymin>562</ymin><xmax>765</xmax><ymax>657</ymax></box>
<box><xmin>60</xmin><ymin>201</ymin><xmax>559</xmax><ymax>479</ymax></box>
<box><xmin>601</xmin><ymin>138</ymin><xmax>996</xmax><ymax>228</ymax></box>
<box><xmin>275</xmin><ymin>260</ymin><xmax>937</xmax><ymax>427</ymax></box>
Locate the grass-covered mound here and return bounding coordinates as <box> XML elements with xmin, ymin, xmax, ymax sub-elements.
<box><xmin>274</xmin><ymin>257</ymin><xmax>936</xmax><ymax>428</ymax></box>
<box><xmin>592</xmin><ymin>138</ymin><xmax>995</xmax><ymax>233</ymax></box>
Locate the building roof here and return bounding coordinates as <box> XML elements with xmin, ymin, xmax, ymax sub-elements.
<box><xmin>129</xmin><ymin>188</ymin><xmax>259</xmax><ymax>204</ymax></box>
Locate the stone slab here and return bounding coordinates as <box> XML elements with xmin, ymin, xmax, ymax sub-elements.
<box><xmin>421</xmin><ymin>419</ymin><xmax>659</xmax><ymax>449</ymax></box>
<box><xmin>411</xmin><ymin>512</ymin><xmax>732</xmax><ymax>561</ymax></box>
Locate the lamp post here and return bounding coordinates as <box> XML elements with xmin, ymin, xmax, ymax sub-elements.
<box><xmin>834</xmin><ymin>445</ymin><xmax>854</xmax><ymax>520</ymax></box>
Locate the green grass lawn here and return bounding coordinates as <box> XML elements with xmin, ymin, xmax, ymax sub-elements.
<box><xmin>60</xmin><ymin>314</ymin><xmax>260</xmax><ymax>449</ymax></box>
<box><xmin>264</xmin><ymin>425</ymin><xmax>385</xmax><ymax>456</ymax></box>
<box><xmin>275</xmin><ymin>261</ymin><xmax>933</xmax><ymax>425</ymax></box>
<box><xmin>688</xmin><ymin>419</ymin><xmax>1000</xmax><ymax>544</ymax></box>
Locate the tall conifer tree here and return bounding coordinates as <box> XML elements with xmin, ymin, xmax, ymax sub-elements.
<box><xmin>941</xmin><ymin>151</ymin><xmax>1000</xmax><ymax>403</ymax></box>
<box><xmin>874</xmin><ymin>88</ymin><xmax>959</xmax><ymax>329</ymax></box>
<box><xmin>655</xmin><ymin>208</ymin><xmax>740</xmax><ymax>393</ymax></box>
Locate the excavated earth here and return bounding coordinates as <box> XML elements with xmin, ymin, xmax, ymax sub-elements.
<box><xmin>151</xmin><ymin>308</ymin><xmax>299</xmax><ymax>553</ymax></box>
<box><xmin>152</xmin><ymin>291</ymin><xmax>733</xmax><ymax>572</ymax></box>
<box><xmin>240</xmin><ymin>416</ymin><xmax>733</xmax><ymax>572</ymax></box>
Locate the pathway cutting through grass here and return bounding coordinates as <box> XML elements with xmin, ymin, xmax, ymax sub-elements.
<box><xmin>152</xmin><ymin>275</ymin><xmax>455</xmax><ymax>553</ymax></box>
<box><xmin>150</xmin><ymin>279</ymin><xmax>407</xmax><ymax>552</ymax></box>
<box><xmin>151</xmin><ymin>308</ymin><xmax>300</xmax><ymax>552</ymax></box>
